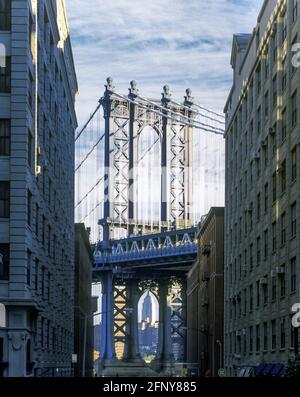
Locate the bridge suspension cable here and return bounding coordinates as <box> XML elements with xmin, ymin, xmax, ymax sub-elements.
<box><xmin>75</xmin><ymin>175</ymin><xmax>105</xmax><ymax>209</ymax></box>
<box><xmin>75</xmin><ymin>100</ymin><xmax>103</xmax><ymax>142</ymax></box>
<box><xmin>112</xmin><ymin>92</ymin><xmax>224</xmax><ymax>136</ymax></box>
<box><xmin>75</xmin><ymin>132</ymin><xmax>105</xmax><ymax>172</ymax></box>
<box><xmin>134</xmin><ymin>93</ymin><xmax>224</xmax><ymax>132</ymax></box>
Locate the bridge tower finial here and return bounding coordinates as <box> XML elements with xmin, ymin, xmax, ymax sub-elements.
<box><xmin>128</xmin><ymin>80</ymin><xmax>139</xmax><ymax>99</ymax></box>
<box><xmin>162</xmin><ymin>84</ymin><xmax>171</xmax><ymax>106</ymax></box>
<box><xmin>105</xmin><ymin>76</ymin><xmax>115</xmax><ymax>94</ymax></box>
<box><xmin>184</xmin><ymin>88</ymin><xmax>194</xmax><ymax>107</ymax></box>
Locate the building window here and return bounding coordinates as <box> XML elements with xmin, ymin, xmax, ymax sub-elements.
<box><xmin>0</xmin><ymin>56</ymin><xmax>11</xmax><ymax>93</ymax></box>
<box><xmin>0</xmin><ymin>120</ymin><xmax>10</xmax><ymax>156</ymax></box>
<box><xmin>264</xmin><ymin>229</ymin><xmax>268</xmax><ymax>260</ymax></box>
<box><xmin>27</xmin><ymin>130</ymin><xmax>33</xmax><ymax>168</ymax></box>
<box><xmin>272</xmin><ymin>221</ymin><xmax>277</xmax><ymax>252</ymax></box>
<box><xmin>34</xmin><ymin>258</ymin><xmax>39</xmax><ymax>292</ymax></box>
<box><xmin>272</xmin><ymin>172</ymin><xmax>277</xmax><ymax>202</ymax></box>
<box><xmin>282</xmin><ymin>9</ymin><xmax>287</xmax><ymax>42</ymax></box>
<box><xmin>249</xmin><ymin>285</ymin><xmax>253</xmax><ymax>312</ymax></box>
<box><xmin>292</xmin><ymin>91</ymin><xmax>298</xmax><ymax>128</ymax></box>
<box><xmin>256</xmin><ymin>237</ymin><xmax>261</xmax><ymax>267</ymax></box>
<box><xmin>281</xmin><ymin>57</ymin><xmax>287</xmax><ymax>92</ymax></box>
<box><xmin>27</xmin><ymin>190</ymin><xmax>32</xmax><ymax>226</ymax></box>
<box><xmin>263</xmin><ymin>322</ymin><xmax>268</xmax><ymax>351</ymax></box>
<box><xmin>281</xmin><ymin>108</ymin><xmax>287</xmax><ymax>141</ymax></box>
<box><xmin>257</xmin><ymin>106</ymin><xmax>261</xmax><ymax>136</ymax></box>
<box><xmin>291</xmin><ymin>147</ymin><xmax>297</xmax><ymax>182</ymax></box>
<box><xmin>27</xmin><ymin>250</ymin><xmax>31</xmax><ymax>286</ymax></box>
<box><xmin>281</xmin><ymin>160</ymin><xmax>286</xmax><ymax>193</ymax></box>
<box><xmin>0</xmin><ymin>244</ymin><xmax>9</xmax><ymax>280</ymax></box>
<box><xmin>257</xmin><ymin>193</ymin><xmax>261</xmax><ymax>221</ymax></box>
<box><xmin>291</xmin><ymin>257</ymin><xmax>297</xmax><ymax>293</ymax></box>
<box><xmin>0</xmin><ymin>181</ymin><xmax>9</xmax><ymax>218</ymax></box>
<box><xmin>42</xmin><ymin>216</ymin><xmax>45</xmax><ymax>246</ymax></box>
<box><xmin>271</xmin><ymin>276</ymin><xmax>276</xmax><ymax>301</ymax></box>
<box><xmin>250</xmin><ymin>244</ymin><xmax>253</xmax><ymax>271</ymax></box>
<box><xmin>264</xmin><ymin>183</ymin><xmax>268</xmax><ymax>213</ymax></box>
<box><xmin>281</xmin><ymin>212</ymin><xmax>286</xmax><ymax>246</ymax></box>
<box><xmin>256</xmin><ymin>324</ymin><xmax>260</xmax><ymax>352</ymax></box>
<box><xmin>272</xmin><ymin>75</ymin><xmax>277</xmax><ymax>109</ymax></box>
<box><xmin>256</xmin><ymin>280</ymin><xmax>260</xmax><ymax>307</ymax></box>
<box><xmin>280</xmin><ymin>318</ymin><xmax>286</xmax><ymax>349</ymax></box>
<box><xmin>280</xmin><ymin>265</ymin><xmax>286</xmax><ymax>298</ymax></box>
<box><xmin>35</xmin><ymin>204</ymin><xmax>39</xmax><ymax>237</ymax></box>
<box><xmin>291</xmin><ymin>202</ymin><xmax>297</xmax><ymax>239</ymax></box>
<box><xmin>293</xmin><ymin>0</ymin><xmax>298</xmax><ymax>22</ymax></box>
<box><xmin>0</xmin><ymin>0</ymin><xmax>11</xmax><ymax>30</ymax></box>
<box><xmin>249</xmin><ymin>326</ymin><xmax>253</xmax><ymax>353</ymax></box>
<box><xmin>264</xmin><ymin>91</ymin><xmax>269</xmax><ymax>119</ymax></box>
<box><xmin>256</xmin><ymin>62</ymin><xmax>261</xmax><ymax>94</ymax></box>
<box><xmin>271</xmin><ymin>320</ymin><xmax>277</xmax><ymax>350</ymax></box>
<box><xmin>263</xmin><ymin>276</ymin><xmax>268</xmax><ymax>305</ymax></box>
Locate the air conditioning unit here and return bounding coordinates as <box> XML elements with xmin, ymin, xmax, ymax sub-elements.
<box><xmin>260</xmin><ymin>277</ymin><xmax>268</xmax><ymax>285</ymax></box>
<box><xmin>269</xmin><ymin>127</ymin><xmax>276</xmax><ymax>136</ymax></box>
<box><xmin>276</xmin><ymin>266</ymin><xmax>285</xmax><ymax>275</ymax></box>
<box><xmin>35</xmin><ymin>165</ymin><xmax>42</xmax><ymax>176</ymax></box>
<box><xmin>41</xmin><ymin>159</ymin><xmax>49</xmax><ymax>171</ymax></box>
<box><xmin>251</xmin><ymin>151</ymin><xmax>260</xmax><ymax>162</ymax></box>
<box><xmin>261</xmin><ymin>139</ymin><xmax>267</xmax><ymax>147</ymax></box>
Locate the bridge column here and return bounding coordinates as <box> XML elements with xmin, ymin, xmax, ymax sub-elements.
<box><xmin>99</xmin><ymin>271</ymin><xmax>117</xmax><ymax>370</ymax></box>
<box><xmin>152</xmin><ymin>279</ymin><xmax>174</xmax><ymax>375</ymax></box>
<box><xmin>123</xmin><ymin>279</ymin><xmax>143</xmax><ymax>362</ymax></box>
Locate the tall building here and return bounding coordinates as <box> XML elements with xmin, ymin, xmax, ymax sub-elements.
<box><xmin>187</xmin><ymin>207</ymin><xmax>224</xmax><ymax>377</ymax></box>
<box><xmin>224</xmin><ymin>0</ymin><xmax>299</xmax><ymax>377</ymax></box>
<box><xmin>142</xmin><ymin>291</ymin><xmax>152</xmax><ymax>322</ymax></box>
<box><xmin>0</xmin><ymin>0</ymin><xmax>77</xmax><ymax>376</ymax></box>
<box><xmin>74</xmin><ymin>224</ymin><xmax>95</xmax><ymax>377</ymax></box>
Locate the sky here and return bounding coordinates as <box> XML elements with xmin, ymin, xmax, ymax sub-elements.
<box><xmin>69</xmin><ymin>1</ymin><xmax>263</xmax><ymax>324</ymax></box>
<box><xmin>67</xmin><ymin>0</ymin><xmax>263</xmax><ymax>129</ymax></box>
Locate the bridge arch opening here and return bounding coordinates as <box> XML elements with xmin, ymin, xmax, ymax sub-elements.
<box><xmin>136</xmin><ymin>125</ymin><xmax>161</xmax><ymax>227</ymax></box>
<box><xmin>138</xmin><ymin>290</ymin><xmax>159</xmax><ymax>363</ymax></box>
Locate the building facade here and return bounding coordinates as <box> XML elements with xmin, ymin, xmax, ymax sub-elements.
<box><xmin>224</xmin><ymin>0</ymin><xmax>300</xmax><ymax>376</ymax></box>
<box><xmin>0</xmin><ymin>0</ymin><xmax>77</xmax><ymax>376</ymax></box>
<box><xmin>187</xmin><ymin>207</ymin><xmax>224</xmax><ymax>377</ymax></box>
<box><xmin>74</xmin><ymin>224</ymin><xmax>95</xmax><ymax>377</ymax></box>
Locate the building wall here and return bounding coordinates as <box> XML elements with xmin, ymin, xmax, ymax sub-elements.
<box><xmin>187</xmin><ymin>207</ymin><xmax>224</xmax><ymax>377</ymax></box>
<box><xmin>0</xmin><ymin>0</ymin><xmax>77</xmax><ymax>376</ymax></box>
<box><xmin>224</xmin><ymin>0</ymin><xmax>300</xmax><ymax>376</ymax></box>
<box><xmin>74</xmin><ymin>224</ymin><xmax>94</xmax><ymax>377</ymax></box>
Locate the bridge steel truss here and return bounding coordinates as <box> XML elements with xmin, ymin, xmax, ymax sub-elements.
<box><xmin>88</xmin><ymin>79</ymin><xmax>219</xmax><ymax>376</ymax></box>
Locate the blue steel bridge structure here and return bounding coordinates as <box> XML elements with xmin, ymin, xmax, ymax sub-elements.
<box><xmin>75</xmin><ymin>78</ymin><xmax>224</xmax><ymax>376</ymax></box>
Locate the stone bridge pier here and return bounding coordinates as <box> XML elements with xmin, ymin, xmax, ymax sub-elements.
<box><xmin>97</xmin><ymin>269</ymin><xmax>188</xmax><ymax>377</ymax></box>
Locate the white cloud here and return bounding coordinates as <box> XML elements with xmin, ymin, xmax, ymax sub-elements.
<box><xmin>66</xmin><ymin>0</ymin><xmax>263</xmax><ymax>127</ymax></box>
